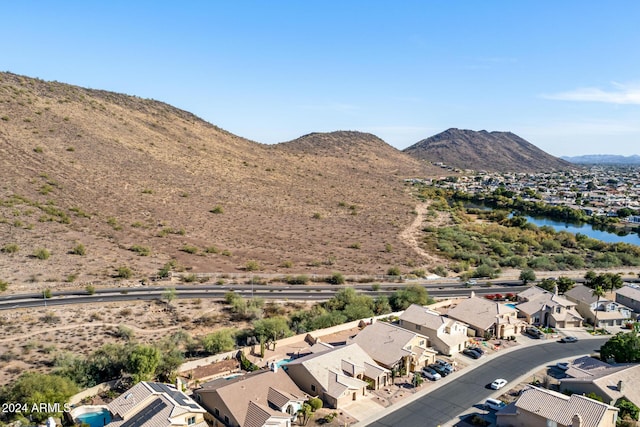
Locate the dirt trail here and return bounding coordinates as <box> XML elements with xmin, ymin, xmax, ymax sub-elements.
<box><xmin>399</xmin><ymin>202</ymin><xmax>443</xmax><ymax>267</ymax></box>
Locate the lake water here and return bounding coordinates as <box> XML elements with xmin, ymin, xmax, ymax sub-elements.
<box><xmin>523</xmin><ymin>216</ymin><xmax>640</xmax><ymax>245</ymax></box>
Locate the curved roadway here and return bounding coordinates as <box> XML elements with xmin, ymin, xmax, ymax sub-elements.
<box><xmin>365</xmin><ymin>337</ymin><xmax>608</xmax><ymax>427</ymax></box>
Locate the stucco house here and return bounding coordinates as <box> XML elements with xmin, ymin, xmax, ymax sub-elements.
<box><xmin>108</xmin><ymin>381</ymin><xmax>208</xmax><ymax>427</ymax></box>
<box><xmin>398</xmin><ymin>304</ymin><xmax>468</xmax><ymax>355</ymax></box>
<box><xmin>496</xmin><ymin>385</ymin><xmax>618</xmax><ymax>427</ymax></box>
<box><xmin>615</xmin><ymin>285</ymin><xmax>640</xmax><ymax>314</ymax></box>
<box><xmin>285</xmin><ymin>343</ymin><xmax>389</xmax><ymax>409</ymax></box>
<box><xmin>565</xmin><ymin>285</ymin><xmax>632</xmax><ymax>327</ymax></box>
<box><xmin>516</xmin><ymin>286</ymin><xmax>583</xmax><ymax>328</ymax></box>
<box><xmin>194</xmin><ymin>369</ymin><xmax>306</xmax><ymax>427</ymax></box>
<box><xmin>445</xmin><ymin>294</ymin><xmax>526</xmax><ymax>339</ymax></box>
<box><xmin>347</xmin><ymin>320</ymin><xmax>436</xmax><ymax>372</ymax></box>
<box><xmin>559</xmin><ymin>356</ymin><xmax>640</xmax><ymax>409</ymax></box>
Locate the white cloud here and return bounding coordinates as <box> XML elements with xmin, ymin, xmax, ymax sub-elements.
<box><xmin>542</xmin><ymin>82</ymin><xmax>640</xmax><ymax>104</ymax></box>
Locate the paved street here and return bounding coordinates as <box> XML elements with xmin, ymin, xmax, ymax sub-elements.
<box><xmin>359</xmin><ymin>336</ymin><xmax>608</xmax><ymax>427</ymax></box>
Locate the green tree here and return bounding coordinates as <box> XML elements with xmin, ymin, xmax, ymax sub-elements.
<box><xmin>556</xmin><ymin>276</ymin><xmax>576</xmax><ymax>294</ymax></box>
<box><xmin>601</xmin><ymin>332</ymin><xmax>640</xmax><ymax>363</ymax></box>
<box><xmin>616</xmin><ymin>397</ymin><xmax>640</xmax><ymax>421</ymax></box>
<box><xmin>412</xmin><ymin>372</ymin><xmax>424</xmax><ymax>388</ymax></box>
<box><xmin>201</xmin><ymin>329</ymin><xmax>236</xmax><ymax>355</ymax></box>
<box><xmin>252</xmin><ymin>316</ymin><xmax>292</xmax><ymax>343</ymax></box>
<box><xmin>307</xmin><ymin>397</ymin><xmax>323</xmax><ymax>412</ymax></box>
<box><xmin>0</xmin><ymin>373</ymin><xmax>78</xmax><ymax>423</ymax></box>
<box><xmin>519</xmin><ymin>268</ymin><xmax>536</xmax><ymax>285</ymax></box>
<box><xmin>591</xmin><ymin>285</ymin><xmax>606</xmax><ymax>332</ymax></box>
<box><xmin>389</xmin><ymin>285</ymin><xmax>433</xmax><ymax>311</ymax></box>
<box><xmin>538</xmin><ymin>277</ymin><xmax>557</xmax><ymax>293</ymax></box>
<box><xmin>126</xmin><ymin>344</ymin><xmax>161</xmax><ymax>383</ymax></box>
<box><xmin>297</xmin><ymin>403</ymin><xmax>313</xmax><ymax>426</ymax></box>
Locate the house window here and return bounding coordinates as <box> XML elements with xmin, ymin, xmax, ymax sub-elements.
<box><xmin>556</xmin><ymin>306</ymin><xmax>561</xmax><ymax>313</ymax></box>
<box><xmin>419</xmin><ymin>340</ymin><xmax>425</xmax><ymax>346</ymax></box>
<box><xmin>224</xmin><ymin>416</ymin><xmax>229</xmax><ymax>423</ymax></box>
<box><xmin>187</xmin><ymin>416</ymin><xmax>196</xmax><ymax>425</ymax></box>
<box><xmin>416</xmin><ymin>325</ymin><xmax>421</xmax><ymax>331</ymax></box>
<box><xmin>215</xmin><ymin>408</ymin><xmax>219</xmax><ymax>416</ymax></box>
<box><xmin>311</xmin><ymin>384</ymin><xmax>316</xmax><ymax>392</ymax></box>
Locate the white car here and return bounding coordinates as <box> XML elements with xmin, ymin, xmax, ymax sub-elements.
<box><xmin>485</xmin><ymin>398</ymin><xmax>506</xmax><ymax>411</ymax></box>
<box><xmin>556</xmin><ymin>362</ymin><xmax>570</xmax><ymax>370</ymax></box>
<box><xmin>421</xmin><ymin>366</ymin><xmax>442</xmax><ymax>381</ymax></box>
<box><xmin>490</xmin><ymin>378</ymin><xmax>508</xmax><ymax>390</ymax></box>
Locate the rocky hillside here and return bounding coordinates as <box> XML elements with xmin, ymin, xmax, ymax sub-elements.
<box><xmin>0</xmin><ymin>72</ymin><xmax>444</xmax><ymax>290</ymax></box>
<box><xmin>403</xmin><ymin>128</ymin><xmax>573</xmax><ymax>172</ymax></box>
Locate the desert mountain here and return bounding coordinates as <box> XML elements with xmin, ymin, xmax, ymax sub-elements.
<box><xmin>0</xmin><ymin>72</ymin><xmax>444</xmax><ymax>289</ymax></box>
<box><xmin>403</xmin><ymin>128</ymin><xmax>573</xmax><ymax>172</ymax></box>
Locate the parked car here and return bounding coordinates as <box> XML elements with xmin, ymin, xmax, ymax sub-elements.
<box><xmin>490</xmin><ymin>378</ymin><xmax>508</xmax><ymax>390</ymax></box>
<box><xmin>560</xmin><ymin>336</ymin><xmax>578</xmax><ymax>343</ymax></box>
<box><xmin>485</xmin><ymin>398</ymin><xmax>506</xmax><ymax>411</ymax></box>
<box><xmin>525</xmin><ymin>326</ymin><xmax>544</xmax><ymax>339</ymax></box>
<box><xmin>469</xmin><ymin>346</ymin><xmax>485</xmax><ymax>355</ymax></box>
<box><xmin>463</xmin><ymin>348</ymin><xmax>482</xmax><ymax>359</ymax></box>
<box><xmin>429</xmin><ymin>364</ymin><xmax>449</xmax><ymax>377</ymax></box>
<box><xmin>435</xmin><ymin>359</ymin><xmax>454</xmax><ymax>374</ymax></box>
<box><xmin>421</xmin><ymin>366</ymin><xmax>442</xmax><ymax>381</ymax></box>
<box><xmin>556</xmin><ymin>362</ymin><xmax>570</xmax><ymax>370</ymax></box>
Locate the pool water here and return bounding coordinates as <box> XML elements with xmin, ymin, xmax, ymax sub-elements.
<box><xmin>76</xmin><ymin>409</ymin><xmax>111</xmax><ymax>427</ymax></box>
<box><xmin>275</xmin><ymin>358</ymin><xmax>293</xmax><ymax>369</ymax></box>
<box><xmin>505</xmin><ymin>303</ymin><xmax>517</xmax><ymax>309</ymax></box>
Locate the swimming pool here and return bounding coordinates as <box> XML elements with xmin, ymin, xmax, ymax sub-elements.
<box><xmin>505</xmin><ymin>303</ymin><xmax>517</xmax><ymax>309</ymax></box>
<box><xmin>74</xmin><ymin>408</ymin><xmax>111</xmax><ymax>427</ymax></box>
<box><xmin>275</xmin><ymin>358</ymin><xmax>293</xmax><ymax>369</ymax></box>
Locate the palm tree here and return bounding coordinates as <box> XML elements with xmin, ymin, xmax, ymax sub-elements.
<box><xmin>591</xmin><ymin>285</ymin><xmax>605</xmax><ymax>333</ymax></box>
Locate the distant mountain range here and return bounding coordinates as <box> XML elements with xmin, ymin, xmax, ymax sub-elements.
<box><xmin>561</xmin><ymin>154</ymin><xmax>640</xmax><ymax>165</ymax></box>
<box><xmin>403</xmin><ymin>128</ymin><xmax>572</xmax><ymax>172</ymax></box>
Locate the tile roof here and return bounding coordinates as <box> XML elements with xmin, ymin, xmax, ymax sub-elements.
<box><xmin>197</xmin><ymin>369</ymin><xmax>305</xmax><ymax>427</ymax></box>
<box><xmin>350</xmin><ymin>321</ymin><xmax>428</xmax><ymax>367</ymax></box>
<box><xmin>243</xmin><ymin>401</ymin><xmax>289</xmax><ymax>427</ymax></box>
<box><xmin>561</xmin><ymin>361</ymin><xmax>640</xmax><ymax>408</ymax></box>
<box><xmin>616</xmin><ymin>285</ymin><xmax>640</xmax><ymax>301</ymax></box>
<box><xmin>286</xmin><ymin>343</ymin><xmax>388</xmax><ymax>397</ymax></box>
<box><xmin>399</xmin><ymin>304</ymin><xmax>446</xmax><ymax>330</ymax></box>
<box><xmin>515</xmin><ymin>385</ymin><xmax>616</xmax><ymax>427</ymax></box>
<box><xmin>446</xmin><ymin>296</ymin><xmax>516</xmax><ymax>330</ymax></box>
<box><xmin>565</xmin><ymin>285</ymin><xmax>600</xmax><ymax>304</ymax></box>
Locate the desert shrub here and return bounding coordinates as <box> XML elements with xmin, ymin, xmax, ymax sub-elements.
<box><xmin>116</xmin><ymin>266</ymin><xmax>133</xmax><ymax>279</ymax></box>
<box><xmin>181</xmin><ymin>245</ymin><xmax>198</xmax><ymax>254</ymax></box>
<box><xmin>34</xmin><ymin>248</ymin><xmax>50</xmax><ymax>260</ymax></box>
<box><xmin>71</xmin><ymin>243</ymin><xmax>86</xmax><ymax>256</ymax></box>
<box><xmin>1</xmin><ymin>243</ymin><xmax>19</xmax><ymax>254</ymax></box>
<box><xmin>326</xmin><ymin>272</ymin><xmax>345</xmax><ymax>285</ymax></box>
<box><xmin>348</xmin><ymin>242</ymin><xmax>361</xmax><ymax>249</ymax></box>
<box><xmin>286</xmin><ymin>275</ymin><xmax>309</xmax><ymax>285</ymax></box>
<box><xmin>387</xmin><ymin>266</ymin><xmax>401</xmax><ymax>276</ymax></box>
<box><xmin>0</xmin><ymin>280</ymin><xmax>8</xmax><ymax>292</ymax></box>
<box><xmin>245</xmin><ymin>260</ymin><xmax>261</xmax><ymax>271</ymax></box>
<box><xmin>209</xmin><ymin>205</ymin><xmax>224</xmax><ymax>214</ymax></box>
<box><xmin>130</xmin><ymin>245</ymin><xmax>150</xmax><ymax>256</ymax></box>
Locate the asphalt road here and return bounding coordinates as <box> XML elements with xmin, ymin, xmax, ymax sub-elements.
<box><xmin>366</xmin><ymin>337</ymin><xmax>609</xmax><ymax>427</ymax></box>
<box><xmin>0</xmin><ymin>283</ymin><xmax>527</xmax><ymax>310</ymax></box>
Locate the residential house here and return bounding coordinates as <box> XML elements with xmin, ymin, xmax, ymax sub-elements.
<box><xmin>108</xmin><ymin>382</ymin><xmax>208</xmax><ymax>427</ymax></box>
<box><xmin>516</xmin><ymin>286</ymin><xmax>583</xmax><ymax>328</ymax></box>
<box><xmin>347</xmin><ymin>320</ymin><xmax>436</xmax><ymax>372</ymax></box>
<box><xmin>194</xmin><ymin>368</ymin><xmax>306</xmax><ymax>427</ymax></box>
<box><xmin>398</xmin><ymin>304</ymin><xmax>468</xmax><ymax>355</ymax></box>
<box><xmin>615</xmin><ymin>285</ymin><xmax>640</xmax><ymax>314</ymax></box>
<box><xmin>559</xmin><ymin>356</ymin><xmax>640</xmax><ymax>408</ymax></box>
<box><xmin>565</xmin><ymin>285</ymin><xmax>632</xmax><ymax>327</ymax></box>
<box><xmin>285</xmin><ymin>343</ymin><xmax>389</xmax><ymax>409</ymax></box>
<box><xmin>496</xmin><ymin>385</ymin><xmax>618</xmax><ymax>427</ymax></box>
<box><xmin>445</xmin><ymin>294</ymin><xmax>526</xmax><ymax>339</ymax></box>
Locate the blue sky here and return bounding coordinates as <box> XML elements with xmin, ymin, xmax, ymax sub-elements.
<box><xmin>2</xmin><ymin>1</ymin><xmax>639</xmax><ymax>156</ymax></box>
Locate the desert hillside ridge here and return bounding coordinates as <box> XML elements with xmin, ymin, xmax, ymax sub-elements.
<box><xmin>0</xmin><ymin>71</ymin><xmax>458</xmax><ymax>291</ymax></box>
<box><xmin>404</xmin><ymin>127</ymin><xmax>573</xmax><ymax>172</ymax></box>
